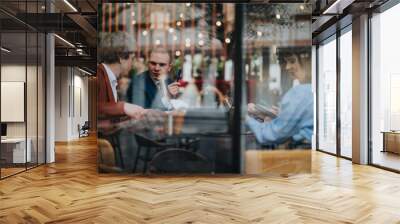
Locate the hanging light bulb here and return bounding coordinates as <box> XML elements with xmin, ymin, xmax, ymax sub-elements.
<box><xmin>176</xmin><ymin>21</ymin><xmax>182</xmax><ymax>26</ymax></box>
<box><xmin>186</xmin><ymin>3</ymin><xmax>191</xmax><ymax>7</ymax></box>
<box><xmin>198</xmin><ymin>40</ymin><xmax>204</xmax><ymax>46</ymax></box>
<box><xmin>257</xmin><ymin>31</ymin><xmax>262</xmax><ymax>37</ymax></box>
<box><xmin>131</xmin><ymin>20</ymin><xmax>136</xmax><ymax>25</ymax></box>
<box><xmin>155</xmin><ymin>39</ymin><xmax>161</xmax><ymax>45</ymax></box>
<box><xmin>216</xmin><ymin>20</ymin><xmax>222</xmax><ymax>27</ymax></box>
<box><xmin>131</xmin><ymin>12</ymin><xmax>135</xmax><ymax>17</ymax></box>
<box><xmin>179</xmin><ymin>13</ymin><xmax>184</xmax><ymax>19</ymax></box>
<box><xmin>225</xmin><ymin>38</ymin><xmax>231</xmax><ymax>44</ymax></box>
<box><xmin>175</xmin><ymin>50</ymin><xmax>181</xmax><ymax>56</ymax></box>
<box><xmin>142</xmin><ymin>30</ymin><xmax>148</xmax><ymax>36</ymax></box>
<box><xmin>198</xmin><ymin>33</ymin><xmax>203</xmax><ymax>38</ymax></box>
<box><xmin>276</xmin><ymin>14</ymin><xmax>281</xmax><ymax>19</ymax></box>
<box><xmin>168</xmin><ymin>27</ymin><xmax>174</xmax><ymax>33</ymax></box>
<box><xmin>300</xmin><ymin>5</ymin><xmax>305</xmax><ymax>10</ymax></box>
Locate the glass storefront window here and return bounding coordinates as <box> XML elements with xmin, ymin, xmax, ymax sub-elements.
<box><xmin>339</xmin><ymin>28</ymin><xmax>352</xmax><ymax>158</ymax></box>
<box><xmin>317</xmin><ymin>36</ymin><xmax>337</xmax><ymax>154</ymax></box>
<box><xmin>97</xmin><ymin>3</ymin><xmax>312</xmax><ymax>174</ymax></box>
<box><xmin>371</xmin><ymin>3</ymin><xmax>400</xmax><ymax>171</ymax></box>
<box><xmin>98</xmin><ymin>3</ymin><xmax>237</xmax><ymax>174</ymax></box>
<box><xmin>0</xmin><ymin>0</ymin><xmax>46</xmax><ymax>179</ymax></box>
<box><xmin>243</xmin><ymin>4</ymin><xmax>313</xmax><ymax>174</ymax></box>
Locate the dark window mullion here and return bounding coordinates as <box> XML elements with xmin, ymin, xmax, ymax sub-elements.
<box><xmin>336</xmin><ymin>28</ymin><xmax>341</xmax><ymax>157</ymax></box>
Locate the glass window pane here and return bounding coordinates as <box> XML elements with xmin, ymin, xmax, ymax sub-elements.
<box><xmin>1</xmin><ymin>30</ymin><xmax>28</xmax><ymax>177</ymax></box>
<box><xmin>339</xmin><ymin>29</ymin><xmax>352</xmax><ymax>158</ymax></box>
<box><xmin>371</xmin><ymin>3</ymin><xmax>400</xmax><ymax>171</ymax></box>
<box><xmin>243</xmin><ymin>4</ymin><xmax>313</xmax><ymax>174</ymax></box>
<box><xmin>27</xmin><ymin>31</ymin><xmax>38</xmax><ymax>169</ymax></box>
<box><xmin>98</xmin><ymin>3</ymin><xmax>236</xmax><ymax>174</ymax></box>
<box><xmin>318</xmin><ymin>37</ymin><xmax>337</xmax><ymax>154</ymax></box>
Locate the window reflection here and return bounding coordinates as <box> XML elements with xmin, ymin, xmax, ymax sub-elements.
<box><xmin>98</xmin><ymin>3</ymin><xmax>236</xmax><ymax>174</ymax></box>
<box><xmin>244</xmin><ymin>4</ymin><xmax>313</xmax><ymax>174</ymax></box>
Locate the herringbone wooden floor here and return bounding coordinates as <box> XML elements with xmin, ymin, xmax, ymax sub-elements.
<box><xmin>1</xmin><ymin>136</ymin><xmax>400</xmax><ymax>223</ymax></box>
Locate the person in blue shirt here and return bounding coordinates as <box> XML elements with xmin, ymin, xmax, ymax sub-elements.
<box><xmin>246</xmin><ymin>48</ymin><xmax>313</xmax><ymax>147</ymax></box>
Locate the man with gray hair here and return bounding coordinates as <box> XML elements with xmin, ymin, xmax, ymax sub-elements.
<box><xmin>97</xmin><ymin>32</ymin><xmax>145</xmax><ymax>119</ymax></box>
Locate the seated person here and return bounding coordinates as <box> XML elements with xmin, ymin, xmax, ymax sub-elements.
<box><xmin>97</xmin><ymin>32</ymin><xmax>146</xmax><ymax>122</ymax></box>
<box><xmin>127</xmin><ymin>47</ymin><xmax>179</xmax><ymax>110</ymax></box>
<box><xmin>246</xmin><ymin>48</ymin><xmax>313</xmax><ymax>147</ymax></box>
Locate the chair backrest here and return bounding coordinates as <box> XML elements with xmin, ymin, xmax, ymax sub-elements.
<box><xmin>98</xmin><ymin>138</ymin><xmax>116</xmax><ymax>167</ymax></box>
<box><xmin>82</xmin><ymin>121</ymin><xmax>90</xmax><ymax>129</ymax></box>
<box><xmin>135</xmin><ymin>134</ymin><xmax>160</xmax><ymax>147</ymax></box>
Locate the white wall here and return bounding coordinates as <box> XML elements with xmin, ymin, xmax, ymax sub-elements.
<box><xmin>55</xmin><ymin>67</ymin><xmax>89</xmax><ymax>141</ymax></box>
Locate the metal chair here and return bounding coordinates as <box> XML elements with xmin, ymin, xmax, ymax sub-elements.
<box><xmin>133</xmin><ymin>134</ymin><xmax>176</xmax><ymax>173</ymax></box>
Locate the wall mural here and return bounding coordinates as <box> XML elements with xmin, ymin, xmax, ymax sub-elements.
<box><xmin>97</xmin><ymin>3</ymin><xmax>312</xmax><ymax>174</ymax></box>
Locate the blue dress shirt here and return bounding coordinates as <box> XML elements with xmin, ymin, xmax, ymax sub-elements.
<box><xmin>246</xmin><ymin>83</ymin><xmax>314</xmax><ymax>145</ymax></box>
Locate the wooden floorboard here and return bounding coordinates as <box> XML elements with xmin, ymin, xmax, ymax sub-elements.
<box><xmin>0</xmin><ymin>136</ymin><xmax>400</xmax><ymax>223</ymax></box>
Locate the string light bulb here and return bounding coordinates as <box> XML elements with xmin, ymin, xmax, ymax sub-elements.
<box><xmin>216</xmin><ymin>21</ymin><xmax>222</xmax><ymax>27</ymax></box>
<box><xmin>198</xmin><ymin>40</ymin><xmax>204</xmax><ymax>46</ymax></box>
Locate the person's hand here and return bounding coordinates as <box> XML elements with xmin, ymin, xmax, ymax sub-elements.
<box><xmin>271</xmin><ymin>106</ymin><xmax>279</xmax><ymax>116</ymax></box>
<box><xmin>168</xmin><ymin>82</ymin><xmax>180</xmax><ymax>98</ymax></box>
<box><xmin>247</xmin><ymin>103</ymin><xmax>257</xmax><ymax>115</ymax></box>
<box><xmin>123</xmin><ymin>103</ymin><xmax>145</xmax><ymax>119</ymax></box>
